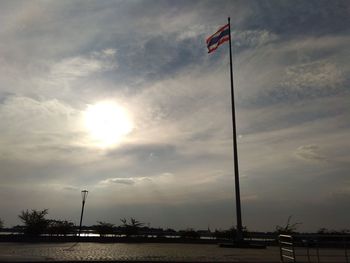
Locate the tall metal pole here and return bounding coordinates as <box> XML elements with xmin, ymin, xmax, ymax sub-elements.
<box><xmin>228</xmin><ymin>17</ymin><xmax>243</xmax><ymax>242</ymax></box>
<box><xmin>78</xmin><ymin>190</ymin><xmax>88</xmax><ymax>237</ymax></box>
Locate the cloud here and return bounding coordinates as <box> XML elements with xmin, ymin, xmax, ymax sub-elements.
<box><xmin>295</xmin><ymin>144</ymin><xmax>326</xmax><ymax>162</ymax></box>
<box><xmin>51</xmin><ymin>57</ymin><xmax>102</xmax><ymax>80</ymax></box>
<box><xmin>240</xmin><ymin>1</ymin><xmax>350</xmax><ymax>36</ymax></box>
<box><xmin>100</xmin><ymin>178</ymin><xmax>137</xmax><ymax>185</ymax></box>
<box><xmin>62</xmin><ymin>185</ymin><xmax>80</xmax><ymax>191</ymax></box>
<box><xmin>98</xmin><ymin>173</ymin><xmax>174</xmax><ymax>187</ymax></box>
<box><xmin>282</xmin><ymin>61</ymin><xmax>344</xmax><ymax>92</ymax></box>
<box><xmin>0</xmin><ymin>96</ymin><xmax>78</xmax><ymax>133</ymax></box>
<box><xmin>232</xmin><ymin>30</ymin><xmax>278</xmax><ymax>50</ymax></box>
<box><xmin>234</xmin><ymin>35</ymin><xmax>350</xmax><ymax>108</ymax></box>
<box><xmin>47</xmin><ymin>49</ymin><xmax>117</xmax><ymax>87</ymax></box>
<box><xmin>0</xmin><ymin>95</ymin><xmax>89</xmax><ymax>162</ymax></box>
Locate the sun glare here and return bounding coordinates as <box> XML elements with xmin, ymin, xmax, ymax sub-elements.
<box><xmin>84</xmin><ymin>101</ymin><xmax>133</xmax><ymax>147</ymax></box>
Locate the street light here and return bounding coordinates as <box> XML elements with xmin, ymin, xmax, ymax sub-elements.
<box><xmin>78</xmin><ymin>190</ymin><xmax>88</xmax><ymax>237</ymax></box>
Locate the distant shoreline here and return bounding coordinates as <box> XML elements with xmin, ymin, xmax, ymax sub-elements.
<box><xmin>0</xmin><ymin>235</ymin><xmax>228</xmax><ymax>244</ymax></box>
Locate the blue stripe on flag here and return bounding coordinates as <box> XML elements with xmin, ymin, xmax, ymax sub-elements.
<box><xmin>207</xmin><ymin>28</ymin><xmax>230</xmax><ymax>48</ymax></box>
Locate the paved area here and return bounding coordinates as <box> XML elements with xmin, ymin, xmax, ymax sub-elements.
<box><xmin>0</xmin><ymin>243</ymin><xmax>348</xmax><ymax>262</ymax></box>
<box><xmin>0</xmin><ymin>243</ymin><xmax>280</xmax><ymax>262</ymax></box>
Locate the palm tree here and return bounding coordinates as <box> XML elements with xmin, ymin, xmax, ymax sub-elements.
<box><xmin>275</xmin><ymin>216</ymin><xmax>301</xmax><ymax>234</ymax></box>
<box><xmin>120</xmin><ymin>217</ymin><xmax>144</xmax><ymax>237</ymax></box>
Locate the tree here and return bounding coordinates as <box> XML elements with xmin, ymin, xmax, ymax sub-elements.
<box><xmin>120</xmin><ymin>217</ymin><xmax>144</xmax><ymax>237</ymax></box>
<box><xmin>47</xmin><ymin>220</ymin><xmax>75</xmax><ymax>236</ymax></box>
<box><xmin>93</xmin><ymin>221</ymin><xmax>115</xmax><ymax>237</ymax></box>
<box><xmin>18</xmin><ymin>209</ymin><xmax>49</xmax><ymax>236</ymax></box>
<box><xmin>275</xmin><ymin>216</ymin><xmax>301</xmax><ymax>234</ymax></box>
<box><xmin>0</xmin><ymin>218</ymin><xmax>3</xmax><ymax>229</ymax></box>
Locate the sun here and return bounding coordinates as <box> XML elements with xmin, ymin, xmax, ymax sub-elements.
<box><xmin>84</xmin><ymin>101</ymin><xmax>133</xmax><ymax>147</ymax></box>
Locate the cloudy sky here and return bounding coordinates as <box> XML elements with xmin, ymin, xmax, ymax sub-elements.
<box><xmin>0</xmin><ymin>0</ymin><xmax>349</xmax><ymax>232</ymax></box>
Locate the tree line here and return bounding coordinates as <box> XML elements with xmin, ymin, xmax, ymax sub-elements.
<box><xmin>0</xmin><ymin>209</ymin><xmax>209</xmax><ymax>238</ymax></box>
<box><xmin>0</xmin><ymin>211</ymin><xmax>348</xmax><ymax>239</ymax></box>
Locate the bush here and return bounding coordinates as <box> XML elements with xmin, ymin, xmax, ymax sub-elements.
<box><xmin>18</xmin><ymin>209</ymin><xmax>49</xmax><ymax>236</ymax></box>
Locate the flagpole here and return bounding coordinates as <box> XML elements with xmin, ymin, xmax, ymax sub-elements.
<box><xmin>228</xmin><ymin>16</ymin><xmax>243</xmax><ymax>242</ymax></box>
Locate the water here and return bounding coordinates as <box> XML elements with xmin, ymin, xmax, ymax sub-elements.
<box><xmin>0</xmin><ymin>242</ymin><xmax>280</xmax><ymax>262</ymax></box>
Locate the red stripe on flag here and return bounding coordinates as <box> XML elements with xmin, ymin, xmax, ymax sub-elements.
<box><xmin>206</xmin><ymin>24</ymin><xmax>229</xmax><ymax>45</ymax></box>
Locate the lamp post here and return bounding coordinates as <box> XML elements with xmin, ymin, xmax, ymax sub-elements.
<box><xmin>78</xmin><ymin>190</ymin><xmax>88</xmax><ymax>237</ymax></box>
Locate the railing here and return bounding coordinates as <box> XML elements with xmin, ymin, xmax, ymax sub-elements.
<box><xmin>279</xmin><ymin>234</ymin><xmax>350</xmax><ymax>263</ymax></box>
<box><xmin>279</xmin><ymin>234</ymin><xmax>296</xmax><ymax>262</ymax></box>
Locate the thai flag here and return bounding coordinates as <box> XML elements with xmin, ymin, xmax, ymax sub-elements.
<box><xmin>206</xmin><ymin>23</ymin><xmax>230</xmax><ymax>53</ymax></box>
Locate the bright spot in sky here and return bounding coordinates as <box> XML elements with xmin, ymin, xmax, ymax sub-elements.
<box><xmin>84</xmin><ymin>101</ymin><xmax>133</xmax><ymax>147</ymax></box>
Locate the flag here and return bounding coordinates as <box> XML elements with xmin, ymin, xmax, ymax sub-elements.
<box><xmin>206</xmin><ymin>23</ymin><xmax>230</xmax><ymax>53</ymax></box>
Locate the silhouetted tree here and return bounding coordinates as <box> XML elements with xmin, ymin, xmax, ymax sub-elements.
<box><xmin>0</xmin><ymin>218</ymin><xmax>3</xmax><ymax>229</ymax></box>
<box><xmin>18</xmin><ymin>209</ymin><xmax>49</xmax><ymax>236</ymax></box>
<box><xmin>317</xmin><ymin>227</ymin><xmax>329</xmax><ymax>235</ymax></box>
<box><xmin>47</xmin><ymin>220</ymin><xmax>75</xmax><ymax>236</ymax></box>
<box><xmin>317</xmin><ymin>228</ymin><xmax>350</xmax><ymax>235</ymax></box>
<box><xmin>179</xmin><ymin>228</ymin><xmax>200</xmax><ymax>239</ymax></box>
<box><xmin>12</xmin><ymin>225</ymin><xmax>25</xmax><ymax>234</ymax></box>
<box><xmin>120</xmin><ymin>217</ymin><xmax>144</xmax><ymax>237</ymax></box>
<box><xmin>213</xmin><ymin>226</ymin><xmax>248</xmax><ymax>240</ymax></box>
<box><xmin>275</xmin><ymin>216</ymin><xmax>301</xmax><ymax>234</ymax></box>
<box><xmin>93</xmin><ymin>221</ymin><xmax>115</xmax><ymax>237</ymax></box>
<box><xmin>340</xmin><ymin>229</ymin><xmax>350</xmax><ymax>234</ymax></box>
<box><xmin>214</xmin><ymin>227</ymin><xmax>237</xmax><ymax>239</ymax></box>
<box><xmin>165</xmin><ymin>228</ymin><xmax>176</xmax><ymax>233</ymax></box>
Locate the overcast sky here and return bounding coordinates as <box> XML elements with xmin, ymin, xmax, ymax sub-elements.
<box><xmin>0</xmin><ymin>0</ymin><xmax>349</xmax><ymax>232</ymax></box>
